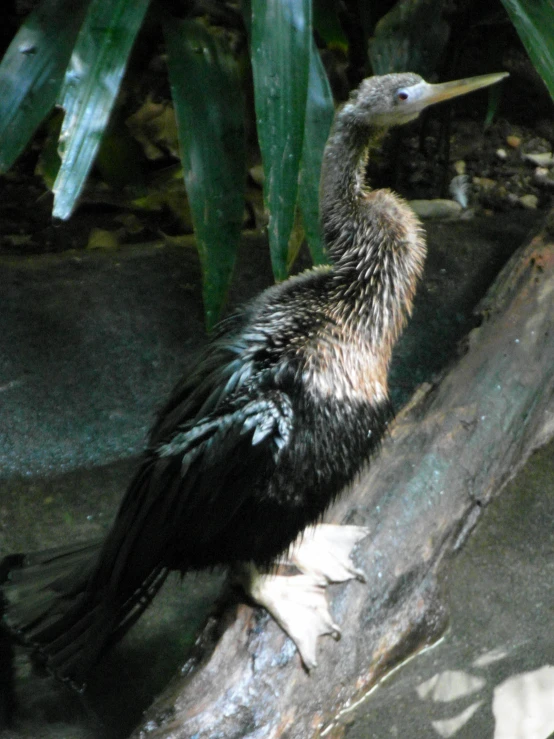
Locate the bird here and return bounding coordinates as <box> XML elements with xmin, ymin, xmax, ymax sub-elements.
<box><xmin>0</xmin><ymin>70</ymin><xmax>507</xmax><ymax>697</ymax></box>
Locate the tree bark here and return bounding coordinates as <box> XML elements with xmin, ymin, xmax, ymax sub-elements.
<box><xmin>131</xmin><ymin>216</ymin><xmax>554</xmax><ymax>739</ymax></box>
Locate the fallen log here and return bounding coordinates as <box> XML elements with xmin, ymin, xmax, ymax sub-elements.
<box><xmin>131</xmin><ymin>215</ymin><xmax>554</xmax><ymax>739</ymax></box>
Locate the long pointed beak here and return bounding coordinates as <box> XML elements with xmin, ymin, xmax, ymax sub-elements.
<box><xmin>420</xmin><ymin>72</ymin><xmax>509</xmax><ymax>109</ymax></box>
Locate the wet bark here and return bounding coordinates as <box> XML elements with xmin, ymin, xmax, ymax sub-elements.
<box><xmin>131</xmin><ymin>216</ymin><xmax>554</xmax><ymax>739</ymax></box>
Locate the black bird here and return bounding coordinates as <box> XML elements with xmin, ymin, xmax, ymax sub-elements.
<box><xmin>0</xmin><ymin>71</ymin><xmax>507</xmax><ymax>691</ymax></box>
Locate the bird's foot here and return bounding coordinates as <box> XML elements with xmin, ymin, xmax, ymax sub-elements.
<box><xmin>243</xmin><ymin>566</ymin><xmax>339</xmax><ymax>669</ymax></box>
<box><xmin>239</xmin><ymin>524</ymin><xmax>368</xmax><ymax>670</ymax></box>
<box><xmin>285</xmin><ymin>524</ymin><xmax>369</xmax><ymax>583</ymax></box>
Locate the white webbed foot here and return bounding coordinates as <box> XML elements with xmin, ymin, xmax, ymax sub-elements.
<box><xmin>239</xmin><ymin>524</ymin><xmax>368</xmax><ymax>670</ymax></box>
<box><xmin>243</xmin><ymin>565</ymin><xmax>340</xmax><ymax>669</ymax></box>
<box><xmin>285</xmin><ymin>524</ymin><xmax>369</xmax><ymax>583</ymax></box>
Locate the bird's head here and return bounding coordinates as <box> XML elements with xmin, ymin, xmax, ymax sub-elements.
<box><xmin>342</xmin><ymin>71</ymin><xmax>508</xmax><ymax>129</ymax></box>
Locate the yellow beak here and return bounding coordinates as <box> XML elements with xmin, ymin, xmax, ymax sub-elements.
<box><xmin>420</xmin><ymin>72</ymin><xmax>509</xmax><ymax>108</ymax></box>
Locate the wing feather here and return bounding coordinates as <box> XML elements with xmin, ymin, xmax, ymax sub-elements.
<box><xmin>148</xmin><ymin>309</ymin><xmax>269</xmax><ymax>443</ymax></box>
<box><xmin>92</xmin><ymin>389</ymin><xmax>293</xmax><ymax>593</ymax></box>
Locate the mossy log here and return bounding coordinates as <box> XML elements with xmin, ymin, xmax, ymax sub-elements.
<box><xmin>131</xmin><ymin>215</ymin><xmax>554</xmax><ymax>739</ymax></box>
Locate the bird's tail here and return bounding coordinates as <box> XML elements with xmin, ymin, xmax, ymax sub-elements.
<box><xmin>0</xmin><ymin>541</ymin><xmax>167</xmax><ymax>689</ymax></box>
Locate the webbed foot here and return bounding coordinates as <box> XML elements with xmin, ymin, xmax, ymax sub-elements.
<box><xmin>239</xmin><ymin>524</ymin><xmax>368</xmax><ymax>669</ymax></box>
<box><xmin>286</xmin><ymin>524</ymin><xmax>369</xmax><ymax>583</ymax></box>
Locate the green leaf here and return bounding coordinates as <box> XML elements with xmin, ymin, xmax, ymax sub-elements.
<box><xmin>500</xmin><ymin>0</ymin><xmax>554</xmax><ymax>101</ymax></box>
<box><xmin>251</xmin><ymin>0</ymin><xmax>311</xmax><ymax>281</ymax></box>
<box><xmin>298</xmin><ymin>42</ymin><xmax>334</xmax><ymax>266</ymax></box>
<box><xmin>52</xmin><ymin>0</ymin><xmax>151</xmax><ymax>220</ymax></box>
<box><xmin>368</xmin><ymin>0</ymin><xmax>449</xmax><ymax>77</ymax></box>
<box><xmin>0</xmin><ymin>0</ymin><xmax>91</xmax><ymax>173</ymax></box>
<box><xmin>164</xmin><ymin>19</ymin><xmax>246</xmax><ymax>330</ymax></box>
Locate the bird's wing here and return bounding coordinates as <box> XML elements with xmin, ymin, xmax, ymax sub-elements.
<box><xmin>153</xmin><ymin>390</ymin><xmax>293</xmax><ymax>538</ymax></box>
<box><xmin>148</xmin><ymin>310</ymin><xmax>268</xmax><ymax>444</ymax></box>
<box><xmin>93</xmin><ymin>388</ymin><xmax>294</xmax><ymax>591</ymax></box>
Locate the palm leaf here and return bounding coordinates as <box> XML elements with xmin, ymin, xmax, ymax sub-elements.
<box><xmin>500</xmin><ymin>0</ymin><xmax>554</xmax><ymax>100</ymax></box>
<box><xmin>164</xmin><ymin>18</ymin><xmax>246</xmax><ymax>330</ymax></box>
<box><xmin>298</xmin><ymin>41</ymin><xmax>334</xmax><ymax>266</ymax></box>
<box><xmin>0</xmin><ymin>0</ymin><xmax>90</xmax><ymax>172</ymax></box>
<box><xmin>250</xmin><ymin>0</ymin><xmax>312</xmax><ymax>281</ymax></box>
<box><xmin>52</xmin><ymin>0</ymin><xmax>151</xmax><ymax>219</ymax></box>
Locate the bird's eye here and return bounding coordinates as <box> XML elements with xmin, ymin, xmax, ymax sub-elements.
<box><xmin>397</xmin><ymin>90</ymin><xmax>409</xmax><ymax>102</ymax></box>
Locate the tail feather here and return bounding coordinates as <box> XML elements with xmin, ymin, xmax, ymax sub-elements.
<box><xmin>3</xmin><ymin>543</ymin><xmax>100</xmax><ymax>635</ymax></box>
<box><xmin>1</xmin><ymin>465</ymin><xmax>176</xmax><ymax>689</ymax></box>
<box><xmin>46</xmin><ymin>604</ymin><xmax>114</xmax><ymax>686</ymax></box>
<box><xmin>1</xmin><ymin>541</ymin><xmax>167</xmax><ymax>688</ymax></box>
<box><xmin>9</xmin><ymin>542</ymin><xmax>101</xmax><ymax>597</ymax></box>
<box><xmin>108</xmin><ymin>565</ymin><xmax>168</xmax><ymax>648</ymax></box>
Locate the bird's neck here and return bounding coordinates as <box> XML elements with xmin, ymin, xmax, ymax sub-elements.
<box><xmin>319</xmin><ymin>114</ymin><xmax>425</xmax><ymax>352</ymax></box>
<box><xmin>319</xmin><ymin>116</ymin><xmax>385</xmax><ymax>221</ymax></box>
